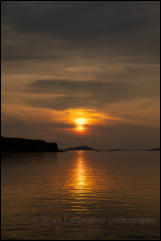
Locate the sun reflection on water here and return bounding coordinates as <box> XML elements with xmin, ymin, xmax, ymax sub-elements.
<box><xmin>72</xmin><ymin>151</ymin><xmax>92</xmax><ymax>194</ymax></box>
<box><xmin>67</xmin><ymin>151</ymin><xmax>93</xmax><ymax>212</ymax></box>
<box><xmin>65</xmin><ymin>151</ymin><xmax>115</xmax><ymax>213</ymax></box>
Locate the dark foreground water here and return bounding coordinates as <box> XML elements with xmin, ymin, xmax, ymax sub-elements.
<box><xmin>1</xmin><ymin>151</ymin><xmax>160</xmax><ymax>240</ymax></box>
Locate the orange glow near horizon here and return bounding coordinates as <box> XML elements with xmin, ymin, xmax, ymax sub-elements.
<box><xmin>48</xmin><ymin>107</ymin><xmax>124</xmax><ymax>134</ymax></box>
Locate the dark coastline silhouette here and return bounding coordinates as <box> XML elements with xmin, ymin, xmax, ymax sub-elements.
<box><xmin>1</xmin><ymin>136</ymin><xmax>59</xmax><ymax>152</ymax></box>
<box><xmin>1</xmin><ymin>136</ymin><xmax>160</xmax><ymax>153</ymax></box>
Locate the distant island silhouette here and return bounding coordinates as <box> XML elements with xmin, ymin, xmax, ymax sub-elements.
<box><xmin>64</xmin><ymin>146</ymin><xmax>160</xmax><ymax>152</ymax></box>
<box><xmin>64</xmin><ymin>146</ymin><xmax>97</xmax><ymax>151</ymax></box>
<box><xmin>1</xmin><ymin>136</ymin><xmax>59</xmax><ymax>152</ymax></box>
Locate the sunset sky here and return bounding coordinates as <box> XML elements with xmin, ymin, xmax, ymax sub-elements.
<box><xmin>1</xmin><ymin>1</ymin><xmax>160</xmax><ymax>149</ymax></box>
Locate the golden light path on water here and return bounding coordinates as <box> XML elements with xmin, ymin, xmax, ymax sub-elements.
<box><xmin>62</xmin><ymin>151</ymin><xmax>92</xmax><ymax>212</ymax></box>
<box><xmin>72</xmin><ymin>151</ymin><xmax>92</xmax><ymax>193</ymax></box>
<box><xmin>65</xmin><ymin>151</ymin><xmax>115</xmax><ymax>213</ymax></box>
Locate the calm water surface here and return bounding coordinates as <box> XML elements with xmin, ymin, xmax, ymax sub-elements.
<box><xmin>1</xmin><ymin>151</ymin><xmax>160</xmax><ymax>240</ymax></box>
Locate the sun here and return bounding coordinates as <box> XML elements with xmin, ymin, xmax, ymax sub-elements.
<box><xmin>64</xmin><ymin>108</ymin><xmax>110</xmax><ymax>134</ymax></box>
<box><xmin>75</xmin><ymin>118</ymin><xmax>87</xmax><ymax>125</ymax></box>
<box><xmin>76</xmin><ymin>125</ymin><xmax>85</xmax><ymax>132</ymax></box>
<box><xmin>75</xmin><ymin>118</ymin><xmax>88</xmax><ymax>133</ymax></box>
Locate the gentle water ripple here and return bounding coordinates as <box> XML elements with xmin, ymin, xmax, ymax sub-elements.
<box><xmin>1</xmin><ymin>151</ymin><xmax>160</xmax><ymax>240</ymax></box>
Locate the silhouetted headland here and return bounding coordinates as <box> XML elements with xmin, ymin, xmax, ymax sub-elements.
<box><xmin>1</xmin><ymin>136</ymin><xmax>60</xmax><ymax>153</ymax></box>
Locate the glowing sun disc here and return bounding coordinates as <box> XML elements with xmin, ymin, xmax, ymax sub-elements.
<box><xmin>75</xmin><ymin>118</ymin><xmax>87</xmax><ymax>125</ymax></box>
<box><xmin>76</xmin><ymin>125</ymin><xmax>85</xmax><ymax>131</ymax></box>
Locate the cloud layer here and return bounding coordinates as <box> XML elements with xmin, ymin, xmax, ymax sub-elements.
<box><xmin>26</xmin><ymin>79</ymin><xmax>159</xmax><ymax>110</ymax></box>
<box><xmin>1</xmin><ymin>1</ymin><xmax>160</xmax><ymax>148</ymax></box>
